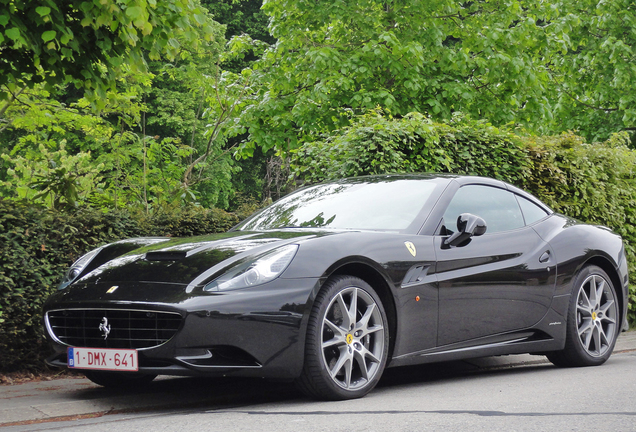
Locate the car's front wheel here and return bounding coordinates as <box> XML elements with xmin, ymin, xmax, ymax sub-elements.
<box><xmin>297</xmin><ymin>275</ymin><xmax>389</xmax><ymax>400</ymax></box>
<box><xmin>547</xmin><ymin>265</ymin><xmax>619</xmax><ymax>367</ymax></box>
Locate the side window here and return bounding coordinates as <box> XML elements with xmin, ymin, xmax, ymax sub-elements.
<box><xmin>443</xmin><ymin>185</ymin><xmax>524</xmax><ymax>234</ymax></box>
<box><xmin>516</xmin><ymin>195</ymin><xmax>549</xmax><ymax>225</ymax></box>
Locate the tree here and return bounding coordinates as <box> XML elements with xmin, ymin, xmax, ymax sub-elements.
<box><xmin>0</xmin><ymin>0</ymin><xmax>252</xmax><ymax>211</ymax></box>
<box><xmin>0</xmin><ymin>0</ymin><xmax>219</xmax><ymax>106</ymax></box>
<box><xmin>234</xmin><ymin>0</ymin><xmax>574</xmax><ymax>155</ymax></box>
<box><xmin>0</xmin><ymin>62</ymin><xmax>244</xmax><ymax>212</ymax></box>
<box><xmin>548</xmin><ymin>0</ymin><xmax>636</xmax><ymax>142</ymax></box>
<box><xmin>201</xmin><ymin>0</ymin><xmax>273</xmax><ymax>45</ymax></box>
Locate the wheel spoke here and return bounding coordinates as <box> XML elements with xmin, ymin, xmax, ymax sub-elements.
<box><xmin>322</xmin><ymin>335</ymin><xmax>345</xmax><ymax>350</ymax></box>
<box><xmin>357</xmin><ymin>303</ymin><xmax>375</xmax><ymax>329</ymax></box>
<box><xmin>335</xmin><ymin>293</ymin><xmax>351</xmax><ymax>330</ymax></box>
<box><xmin>593</xmin><ymin>276</ymin><xmax>605</xmax><ymax>308</ymax></box>
<box><xmin>591</xmin><ymin>324</ymin><xmax>602</xmax><ymax>354</ymax></box>
<box><xmin>353</xmin><ymin>350</ymin><xmax>370</xmax><ymax>381</ymax></box>
<box><xmin>357</xmin><ymin>304</ymin><xmax>383</xmax><ymax>337</ymax></box>
<box><xmin>346</xmin><ymin>289</ymin><xmax>358</xmax><ymax>330</ymax></box>
<box><xmin>366</xmin><ymin>324</ymin><xmax>383</xmax><ymax>335</ymax></box>
<box><xmin>329</xmin><ymin>347</ymin><xmax>349</xmax><ymax>378</ymax></box>
<box><xmin>331</xmin><ymin>353</ymin><xmax>353</xmax><ymax>388</ymax></box>
<box><xmin>322</xmin><ymin>316</ymin><xmax>348</xmax><ymax>349</ymax></box>
<box><xmin>358</xmin><ymin>344</ymin><xmax>381</xmax><ymax>365</ymax></box>
<box><xmin>577</xmin><ymin>302</ymin><xmax>593</xmax><ymax>317</ymax></box>
<box><xmin>581</xmin><ymin>326</ymin><xmax>593</xmax><ymax>350</ymax></box>
<box><xmin>344</xmin><ymin>357</ymin><xmax>353</xmax><ymax>388</ymax></box>
<box><xmin>352</xmin><ymin>344</ymin><xmax>381</xmax><ymax>382</ymax></box>
<box><xmin>324</xmin><ymin>317</ymin><xmax>346</xmax><ymax>337</ymax></box>
<box><xmin>600</xmin><ymin>315</ymin><xmax>616</xmax><ymax>325</ymax></box>
<box><xmin>598</xmin><ymin>325</ymin><xmax>610</xmax><ymax>349</ymax></box>
<box><xmin>598</xmin><ymin>299</ymin><xmax>615</xmax><ymax>317</ymax></box>
<box><xmin>578</xmin><ymin>318</ymin><xmax>593</xmax><ymax>337</ymax></box>
<box><xmin>578</xmin><ymin>286</ymin><xmax>592</xmax><ymax>310</ymax></box>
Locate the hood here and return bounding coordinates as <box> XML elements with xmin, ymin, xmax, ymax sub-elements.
<box><xmin>73</xmin><ymin>230</ymin><xmax>338</xmax><ymax>287</ymax></box>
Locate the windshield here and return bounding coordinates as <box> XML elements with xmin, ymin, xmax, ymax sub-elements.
<box><xmin>237</xmin><ymin>177</ymin><xmax>446</xmax><ymax>232</ymax></box>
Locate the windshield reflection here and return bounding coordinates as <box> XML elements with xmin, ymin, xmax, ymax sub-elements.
<box><xmin>238</xmin><ymin>177</ymin><xmax>444</xmax><ymax>232</ymax></box>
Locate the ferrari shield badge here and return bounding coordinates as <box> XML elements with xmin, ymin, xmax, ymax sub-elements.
<box><xmin>404</xmin><ymin>241</ymin><xmax>417</xmax><ymax>257</ymax></box>
<box><xmin>106</xmin><ymin>285</ymin><xmax>119</xmax><ymax>294</ymax></box>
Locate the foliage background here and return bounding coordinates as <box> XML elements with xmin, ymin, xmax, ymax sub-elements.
<box><xmin>0</xmin><ymin>202</ymin><xmax>237</xmax><ymax>371</ymax></box>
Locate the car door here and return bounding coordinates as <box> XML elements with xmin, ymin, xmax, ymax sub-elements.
<box><xmin>434</xmin><ymin>184</ymin><xmax>556</xmax><ymax>346</ymax></box>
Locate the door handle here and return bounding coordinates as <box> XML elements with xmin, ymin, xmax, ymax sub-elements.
<box><xmin>539</xmin><ymin>251</ymin><xmax>551</xmax><ymax>263</ymax></box>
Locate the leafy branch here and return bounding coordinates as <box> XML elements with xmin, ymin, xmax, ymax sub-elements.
<box><xmin>182</xmin><ymin>63</ymin><xmax>251</xmax><ymax>188</ymax></box>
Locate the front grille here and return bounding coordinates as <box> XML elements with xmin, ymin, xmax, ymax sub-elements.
<box><xmin>46</xmin><ymin>309</ymin><xmax>183</xmax><ymax>349</ymax></box>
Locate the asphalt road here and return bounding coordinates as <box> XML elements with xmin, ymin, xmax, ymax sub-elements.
<box><xmin>2</xmin><ymin>331</ymin><xmax>636</xmax><ymax>431</ymax></box>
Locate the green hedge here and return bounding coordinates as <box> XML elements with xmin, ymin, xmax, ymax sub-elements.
<box><xmin>290</xmin><ymin>112</ymin><xmax>531</xmax><ymax>184</ymax></box>
<box><xmin>0</xmin><ymin>203</ymin><xmax>238</xmax><ymax>372</ymax></box>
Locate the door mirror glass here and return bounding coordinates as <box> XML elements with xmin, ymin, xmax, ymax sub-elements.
<box><xmin>444</xmin><ymin>213</ymin><xmax>487</xmax><ymax>247</ymax></box>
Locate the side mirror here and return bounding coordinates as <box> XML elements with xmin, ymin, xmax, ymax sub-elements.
<box><xmin>444</xmin><ymin>213</ymin><xmax>487</xmax><ymax>247</ymax></box>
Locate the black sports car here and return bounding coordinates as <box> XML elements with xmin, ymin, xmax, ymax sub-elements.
<box><xmin>43</xmin><ymin>174</ymin><xmax>629</xmax><ymax>400</ymax></box>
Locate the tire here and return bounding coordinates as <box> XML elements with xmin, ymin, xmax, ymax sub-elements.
<box><xmin>83</xmin><ymin>370</ymin><xmax>157</xmax><ymax>388</ymax></box>
<box><xmin>547</xmin><ymin>265</ymin><xmax>619</xmax><ymax>367</ymax></box>
<box><xmin>296</xmin><ymin>275</ymin><xmax>389</xmax><ymax>400</ymax></box>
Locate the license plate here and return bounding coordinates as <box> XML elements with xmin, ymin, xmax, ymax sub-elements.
<box><xmin>68</xmin><ymin>347</ymin><xmax>138</xmax><ymax>371</ymax></box>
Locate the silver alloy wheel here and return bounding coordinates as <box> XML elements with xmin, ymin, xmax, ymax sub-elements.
<box><xmin>576</xmin><ymin>273</ymin><xmax>618</xmax><ymax>357</ymax></box>
<box><xmin>320</xmin><ymin>286</ymin><xmax>385</xmax><ymax>391</ymax></box>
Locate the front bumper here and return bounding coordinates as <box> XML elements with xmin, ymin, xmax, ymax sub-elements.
<box><xmin>44</xmin><ymin>277</ymin><xmax>320</xmax><ymax>379</ymax></box>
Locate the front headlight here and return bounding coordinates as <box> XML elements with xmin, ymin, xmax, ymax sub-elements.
<box><xmin>204</xmin><ymin>244</ymin><xmax>298</xmax><ymax>292</ymax></box>
<box><xmin>58</xmin><ymin>247</ymin><xmax>103</xmax><ymax>290</ymax></box>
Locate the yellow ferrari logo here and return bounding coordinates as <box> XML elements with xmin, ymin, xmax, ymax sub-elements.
<box><xmin>346</xmin><ymin>334</ymin><xmax>353</xmax><ymax>345</ymax></box>
<box><xmin>592</xmin><ymin>311</ymin><xmax>597</xmax><ymax>320</ymax></box>
<box><xmin>405</xmin><ymin>241</ymin><xmax>416</xmax><ymax>257</ymax></box>
<box><xmin>106</xmin><ymin>286</ymin><xmax>119</xmax><ymax>294</ymax></box>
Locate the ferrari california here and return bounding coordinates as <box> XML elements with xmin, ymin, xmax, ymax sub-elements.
<box><xmin>43</xmin><ymin>174</ymin><xmax>629</xmax><ymax>400</ymax></box>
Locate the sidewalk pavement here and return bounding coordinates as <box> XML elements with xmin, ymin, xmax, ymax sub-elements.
<box><xmin>2</xmin><ymin>330</ymin><xmax>635</xmax><ymax>427</ymax></box>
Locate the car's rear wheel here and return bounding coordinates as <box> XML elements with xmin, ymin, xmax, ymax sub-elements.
<box><xmin>83</xmin><ymin>370</ymin><xmax>157</xmax><ymax>388</ymax></box>
<box><xmin>547</xmin><ymin>265</ymin><xmax>619</xmax><ymax>367</ymax></box>
<box><xmin>297</xmin><ymin>275</ymin><xmax>389</xmax><ymax>400</ymax></box>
